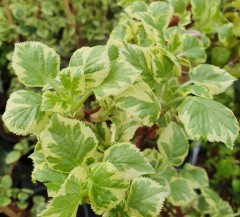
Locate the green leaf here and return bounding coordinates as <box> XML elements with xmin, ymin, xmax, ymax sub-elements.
<box><xmin>0</xmin><ymin>197</ymin><xmax>11</xmax><ymax>207</ymax></box>
<box><xmin>115</xmin><ymin>81</ymin><xmax>161</xmax><ymax>126</ymax></box>
<box><xmin>41</xmin><ymin>90</ymin><xmax>72</xmax><ymax>113</ymax></box>
<box><xmin>190</xmin><ymin>64</ymin><xmax>236</xmax><ymax>95</ymax></box>
<box><xmin>12</xmin><ymin>42</ymin><xmax>60</xmax><ymax>87</ymax></box>
<box><xmin>103</xmin><ymin>143</ymin><xmax>154</xmax><ymax>179</ymax></box>
<box><xmin>157</xmin><ymin>122</ymin><xmax>189</xmax><ymax>166</ymax></box>
<box><xmin>169</xmin><ymin>177</ymin><xmax>197</xmax><ymax>206</ymax></box>
<box><xmin>125</xmin><ymin>177</ymin><xmax>168</xmax><ymax>217</ymax></box>
<box><xmin>88</xmin><ymin>162</ymin><xmax>128</xmax><ymax>215</ymax></box>
<box><xmin>218</xmin><ymin>23</ymin><xmax>235</xmax><ymax>47</ymax></box>
<box><xmin>177</xmin><ymin>34</ymin><xmax>206</xmax><ymax>63</ymax></box>
<box><xmin>40</xmin><ymin>166</ymin><xmax>88</xmax><ymax>217</ymax></box>
<box><xmin>0</xmin><ymin>175</ymin><xmax>12</xmax><ymax>189</ymax></box>
<box><xmin>210</xmin><ymin>47</ymin><xmax>230</xmax><ymax>67</ymax></box>
<box><xmin>178</xmin><ymin>97</ymin><xmax>239</xmax><ymax>149</ymax></box>
<box><xmin>179</xmin><ymin>163</ymin><xmax>209</xmax><ymax>189</ymax></box>
<box><xmin>69</xmin><ymin>45</ymin><xmax>110</xmax><ymax>89</ymax></box>
<box><xmin>59</xmin><ymin>67</ymin><xmax>85</xmax><ymax>95</ymax></box>
<box><xmin>40</xmin><ymin>114</ymin><xmax>98</xmax><ymax>173</ymax></box>
<box><xmin>94</xmin><ymin>58</ymin><xmax>141</xmax><ymax>99</ymax></box>
<box><xmin>3</xmin><ymin>90</ymin><xmax>49</xmax><ymax>135</ymax></box>
<box><xmin>6</xmin><ymin>150</ymin><xmax>21</xmax><ymax>164</ymax></box>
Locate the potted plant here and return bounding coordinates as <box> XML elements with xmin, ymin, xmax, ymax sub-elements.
<box><xmin>2</xmin><ymin>1</ymin><xmax>239</xmax><ymax>216</ymax></box>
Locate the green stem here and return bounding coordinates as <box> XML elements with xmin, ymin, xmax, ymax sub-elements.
<box><xmin>72</xmin><ymin>89</ymin><xmax>93</xmax><ymax>112</ymax></box>
<box><xmin>164</xmin><ymin>96</ymin><xmax>185</xmax><ymax>108</ymax></box>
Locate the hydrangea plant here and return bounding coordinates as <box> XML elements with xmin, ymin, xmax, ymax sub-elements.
<box><xmin>2</xmin><ymin>1</ymin><xmax>239</xmax><ymax>216</ymax></box>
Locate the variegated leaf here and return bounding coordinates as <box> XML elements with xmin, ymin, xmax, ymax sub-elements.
<box><xmin>178</xmin><ymin>84</ymin><xmax>212</xmax><ymax>98</ymax></box>
<box><xmin>40</xmin><ymin>114</ymin><xmax>98</xmax><ymax>173</ymax></box>
<box><xmin>88</xmin><ymin>162</ymin><xmax>128</xmax><ymax>215</ymax></box>
<box><xmin>180</xmin><ymin>163</ymin><xmax>209</xmax><ymax>189</ymax></box>
<box><xmin>177</xmin><ymin>34</ymin><xmax>206</xmax><ymax>63</ymax></box>
<box><xmin>3</xmin><ymin>90</ymin><xmax>49</xmax><ymax>135</ymax></box>
<box><xmin>103</xmin><ymin>143</ymin><xmax>154</xmax><ymax>179</ymax></box>
<box><xmin>12</xmin><ymin>42</ymin><xmax>60</xmax><ymax>87</ymax></box>
<box><xmin>30</xmin><ymin>145</ymin><xmax>67</xmax><ymax>197</ymax></box>
<box><xmin>111</xmin><ymin>112</ymin><xmax>139</xmax><ymax>142</ymax></box>
<box><xmin>178</xmin><ymin>97</ymin><xmax>239</xmax><ymax>149</ymax></box>
<box><xmin>108</xmin><ymin>24</ymin><xmax>133</xmax><ymax>46</ymax></box>
<box><xmin>143</xmin><ymin>149</ymin><xmax>177</xmax><ymax>181</ymax></box>
<box><xmin>41</xmin><ymin>90</ymin><xmax>72</xmax><ymax>113</ymax></box>
<box><xmin>157</xmin><ymin>122</ymin><xmax>189</xmax><ymax>166</ymax></box>
<box><xmin>40</xmin><ymin>166</ymin><xmax>88</xmax><ymax>217</ymax></box>
<box><xmin>59</xmin><ymin>67</ymin><xmax>85</xmax><ymax>95</ymax></box>
<box><xmin>69</xmin><ymin>45</ymin><xmax>110</xmax><ymax>89</ymax></box>
<box><xmin>169</xmin><ymin>177</ymin><xmax>197</xmax><ymax>206</ymax></box>
<box><xmin>120</xmin><ymin>44</ymin><xmax>155</xmax><ymax>87</ymax></box>
<box><xmin>115</xmin><ymin>81</ymin><xmax>161</xmax><ymax>126</ymax></box>
<box><xmin>151</xmin><ymin>51</ymin><xmax>175</xmax><ymax>83</ymax></box>
<box><xmin>125</xmin><ymin>177</ymin><xmax>168</xmax><ymax>217</ymax></box>
<box><xmin>190</xmin><ymin>64</ymin><xmax>236</xmax><ymax>95</ymax></box>
<box><xmin>218</xmin><ymin>23</ymin><xmax>235</xmax><ymax>47</ymax></box>
<box><xmin>94</xmin><ymin>59</ymin><xmax>141</xmax><ymax>99</ymax></box>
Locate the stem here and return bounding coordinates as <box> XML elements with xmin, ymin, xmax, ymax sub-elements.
<box><xmin>62</xmin><ymin>0</ymin><xmax>72</xmax><ymax>24</ymax></box>
<box><xmin>0</xmin><ymin>206</ymin><xmax>19</xmax><ymax>217</ymax></box>
<box><xmin>2</xmin><ymin>0</ymin><xmax>19</xmax><ymax>42</ymax></box>
<box><xmin>72</xmin><ymin>89</ymin><xmax>93</xmax><ymax>112</ymax></box>
<box><xmin>2</xmin><ymin>0</ymin><xmax>14</xmax><ymax>25</ymax></box>
<box><xmin>164</xmin><ymin>96</ymin><xmax>185</xmax><ymax>108</ymax></box>
<box><xmin>63</xmin><ymin>0</ymin><xmax>82</xmax><ymax>47</ymax></box>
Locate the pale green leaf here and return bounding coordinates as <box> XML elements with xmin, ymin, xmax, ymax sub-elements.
<box><xmin>178</xmin><ymin>97</ymin><xmax>239</xmax><ymax>149</ymax></box>
<box><xmin>190</xmin><ymin>64</ymin><xmax>236</xmax><ymax>95</ymax></box>
<box><xmin>169</xmin><ymin>177</ymin><xmax>197</xmax><ymax>206</ymax></box>
<box><xmin>40</xmin><ymin>114</ymin><xmax>98</xmax><ymax>173</ymax></box>
<box><xmin>94</xmin><ymin>58</ymin><xmax>141</xmax><ymax>99</ymax></box>
<box><xmin>115</xmin><ymin>81</ymin><xmax>161</xmax><ymax>126</ymax></box>
<box><xmin>3</xmin><ymin>90</ymin><xmax>49</xmax><ymax>135</ymax></box>
<box><xmin>180</xmin><ymin>163</ymin><xmax>209</xmax><ymax>189</ymax></box>
<box><xmin>125</xmin><ymin>177</ymin><xmax>168</xmax><ymax>217</ymax></box>
<box><xmin>88</xmin><ymin>162</ymin><xmax>128</xmax><ymax>215</ymax></box>
<box><xmin>103</xmin><ymin>143</ymin><xmax>154</xmax><ymax>179</ymax></box>
<box><xmin>69</xmin><ymin>45</ymin><xmax>110</xmax><ymax>89</ymax></box>
<box><xmin>40</xmin><ymin>166</ymin><xmax>88</xmax><ymax>217</ymax></box>
<box><xmin>157</xmin><ymin>122</ymin><xmax>189</xmax><ymax>166</ymax></box>
<box><xmin>12</xmin><ymin>42</ymin><xmax>60</xmax><ymax>87</ymax></box>
<box><xmin>59</xmin><ymin>67</ymin><xmax>85</xmax><ymax>95</ymax></box>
